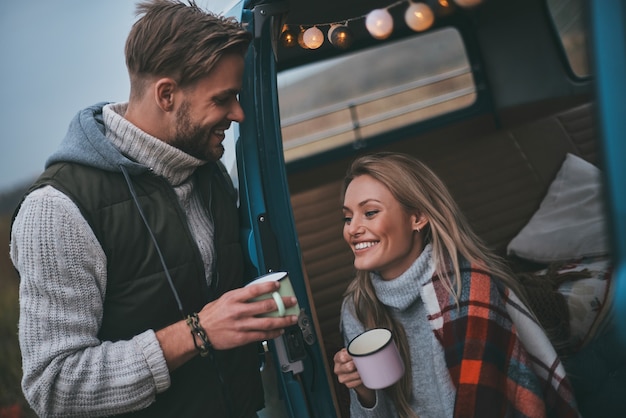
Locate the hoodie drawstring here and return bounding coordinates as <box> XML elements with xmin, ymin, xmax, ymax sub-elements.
<box><xmin>119</xmin><ymin>165</ymin><xmax>236</xmax><ymax>417</ymax></box>
<box><xmin>119</xmin><ymin>165</ymin><xmax>186</xmax><ymax>319</ymax></box>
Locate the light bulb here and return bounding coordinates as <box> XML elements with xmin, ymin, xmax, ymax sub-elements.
<box><xmin>280</xmin><ymin>27</ymin><xmax>297</xmax><ymax>48</ymax></box>
<box><xmin>405</xmin><ymin>2</ymin><xmax>435</xmax><ymax>32</ymax></box>
<box><xmin>433</xmin><ymin>0</ymin><xmax>456</xmax><ymax>17</ymax></box>
<box><xmin>327</xmin><ymin>25</ymin><xmax>340</xmax><ymax>43</ymax></box>
<box><xmin>453</xmin><ymin>0</ymin><xmax>483</xmax><ymax>8</ymax></box>
<box><xmin>297</xmin><ymin>28</ymin><xmax>309</xmax><ymax>49</ymax></box>
<box><xmin>328</xmin><ymin>24</ymin><xmax>354</xmax><ymax>50</ymax></box>
<box><xmin>365</xmin><ymin>9</ymin><xmax>394</xmax><ymax>40</ymax></box>
<box><xmin>303</xmin><ymin>26</ymin><xmax>324</xmax><ymax>49</ymax></box>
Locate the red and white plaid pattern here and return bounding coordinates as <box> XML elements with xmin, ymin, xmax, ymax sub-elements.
<box><xmin>422</xmin><ymin>260</ymin><xmax>580</xmax><ymax>417</ymax></box>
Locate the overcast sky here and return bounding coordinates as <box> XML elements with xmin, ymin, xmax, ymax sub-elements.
<box><xmin>0</xmin><ymin>0</ymin><xmax>233</xmax><ymax>192</ymax></box>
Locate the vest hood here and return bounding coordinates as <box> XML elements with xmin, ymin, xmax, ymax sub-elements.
<box><xmin>46</xmin><ymin>102</ymin><xmax>148</xmax><ymax>176</ymax></box>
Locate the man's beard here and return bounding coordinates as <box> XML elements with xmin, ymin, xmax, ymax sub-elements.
<box><xmin>171</xmin><ymin>100</ymin><xmax>223</xmax><ymax>162</ymax></box>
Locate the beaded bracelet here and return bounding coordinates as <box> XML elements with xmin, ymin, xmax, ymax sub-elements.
<box><xmin>186</xmin><ymin>312</ymin><xmax>211</xmax><ymax>357</ymax></box>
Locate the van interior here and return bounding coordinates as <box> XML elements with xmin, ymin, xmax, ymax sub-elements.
<box><xmin>218</xmin><ymin>0</ymin><xmax>626</xmax><ymax>416</ymax></box>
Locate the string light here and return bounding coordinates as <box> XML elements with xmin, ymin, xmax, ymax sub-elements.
<box><xmin>404</xmin><ymin>2</ymin><xmax>435</xmax><ymax>32</ymax></box>
<box><xmin>280</xmin><ymin>25</ymin><xmax>298</xmax><ymax>48</ymax></box>
<box><xmin>303</xmin><ymin>26</ymin><xmax>324</xmax><ymax>49</ymax></box>
<box><xmin>432</xmin><ymin>0</ymin><xmax>456</xmax><ymax>17</ymax></box>
<box><xmin>328</xmin><ymin>24</ymin><xmax>354</xmax><ymax>50</ymax></box>
<box><xmin>297</xmin><ymin>27</ymin><xmax>309</xmax><ymax>49</ymax></box>
<box><xmin>365</xmin><ymin>8</ymin><xmax>394</xmax><ymax>40</ymax></box>
<box><xmin>280</xmin><ymin>0</ymin><xmax>484</xmax><ymax>51</ymax></box>
<box><xmin>453</xmin><ymin>0</ymin><xmax>483</xmax><ymax>8</ymax></box>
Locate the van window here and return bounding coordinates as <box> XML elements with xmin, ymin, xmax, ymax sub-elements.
<box><xmin>547</xmin><ymin>0</ymin><xmax>591</xmax><ymax>78</ymax></box>
<box><xmin>277</xmin><ymin>27</ymin><xmax>476</xmax><ymax>163</ymax></box>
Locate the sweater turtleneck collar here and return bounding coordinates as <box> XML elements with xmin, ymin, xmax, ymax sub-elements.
<box><xmin>370</xmin><ymin>244</ymin><xmax>435</xmax><ymax>311</ymax></box>
<box><xmin>102</xmin><ymin>102</ymin><xmax>205</xmax><ymax>186</ymax></box>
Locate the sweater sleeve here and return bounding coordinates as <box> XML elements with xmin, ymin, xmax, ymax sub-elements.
<box><xmin>10</xmin><ymin>186</ymin><xmax>171</xmax><ymax>417</ymax></box>
<box><xmin>340</xmin><ymin>298</ymin><xmax>396</xmax><ymax>418</ymax></box>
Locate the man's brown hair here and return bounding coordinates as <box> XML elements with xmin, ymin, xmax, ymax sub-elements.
<box><xmin>125</xmin><ymin>0</ymin><xmax>252</xmax><ymax>97</ymax></box>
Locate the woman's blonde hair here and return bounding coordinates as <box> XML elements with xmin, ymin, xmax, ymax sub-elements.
<box><xmin>342</xmin><ymin>152</ymin><xmax>526</xmax><ymax>417</ymax></box>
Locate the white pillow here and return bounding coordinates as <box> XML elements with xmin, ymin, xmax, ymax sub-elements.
<box><xmin>506</xmin><ymin>153</ymin><xmax>609</xmax><ymax>263</ymax></box>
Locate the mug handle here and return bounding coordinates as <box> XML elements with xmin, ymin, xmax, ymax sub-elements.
<box><xmin>271</xmin><ymin>291</ymin><xmax>286</xmax><ymax>316</ymax></box>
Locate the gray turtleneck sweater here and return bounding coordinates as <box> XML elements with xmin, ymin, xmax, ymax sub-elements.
<box><xmin>341</xmin><ymin>244</ymin><xmax>456</xmax><ymax>417</ymax></box>
<box><xmin>10</xmin><ymin>103</ymin><xmax>216</xmax><ymax>417</ymax></box>
<box><xmin>103</xmin><ymin>102</ymin><xmax>217</xmax><ymax>283</ymax></box>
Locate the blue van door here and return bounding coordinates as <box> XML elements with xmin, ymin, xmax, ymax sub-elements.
<box><xmin>229</xmin><ymin>1</ymin><xmax>339</xmax><ymax>417</ymax></box>
<box><xmin>590</xmin><ymin>0</ymin><xmax>626</xmax><ymax>342</ymax></box>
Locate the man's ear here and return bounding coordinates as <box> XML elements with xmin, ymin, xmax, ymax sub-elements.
<box><xmin>155</xmin><ymin>78</ymin><xmax>177</xmax><ymax>112</ymax></box>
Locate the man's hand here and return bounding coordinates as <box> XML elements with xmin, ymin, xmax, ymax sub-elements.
<box><xmin>199</xmin><ymin>280</ymin><xmax>299</xmax><ymax>350</ymax></box>
<box><xmin>156</xmin><ymin>280</ymin><xmax>298</xmax><ymax>370</ymax></box>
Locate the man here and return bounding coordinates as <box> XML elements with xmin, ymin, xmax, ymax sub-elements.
<box><xmin>10</xmin><ymin>1</ymin><xmax>298</xmax><ymax>416</ymax></box>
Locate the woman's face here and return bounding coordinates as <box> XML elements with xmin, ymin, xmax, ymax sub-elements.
<box><xmin>342</xmin><ymin>174</ymin><xmax>426</xmax><ymax>280</ymax></box>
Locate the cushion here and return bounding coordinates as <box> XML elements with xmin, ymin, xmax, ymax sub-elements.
<box><xmin>507</xmin><ymin>153</ymin><xmax>609</xmax><ymax>263</ymax></box>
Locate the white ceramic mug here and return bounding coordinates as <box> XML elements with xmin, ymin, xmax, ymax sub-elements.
<box><xmin>245</xmin><ymin>271</ymin><xmax>300</xmax><ymax>317</ymax></box>
<box><xmin>347</xmin><ymin>328</ymin><xmax>405</xmax><ymax>389</ymax></box>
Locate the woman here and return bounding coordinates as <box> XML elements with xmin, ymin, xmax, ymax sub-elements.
<box><xmin>333</xmin><ymin>152</ymin><xmax>579</xmax><ymax>417</ymax></box>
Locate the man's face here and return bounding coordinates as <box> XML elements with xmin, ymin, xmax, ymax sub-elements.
<box><xmin>171</xmin><ymin>53</ymin><xmax>245</xmax><ymax>162</ymax></box>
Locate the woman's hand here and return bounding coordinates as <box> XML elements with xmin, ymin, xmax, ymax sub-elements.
<box><xmin>333</xmin><ymin>348</ymin><xmax>376</xmax><ymax>407</ymax></box>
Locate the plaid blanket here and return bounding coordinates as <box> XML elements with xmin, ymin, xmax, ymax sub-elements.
<box><xmin>421</xmin><ymin>260</ymin><xmax>580</xmax><ymax>418</ymax></box>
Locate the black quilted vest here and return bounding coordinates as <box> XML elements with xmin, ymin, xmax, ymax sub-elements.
<box><xmin>28</xmin><ymin>161</ymin><xmax>264</xmax><ymax>417</ymax></box>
